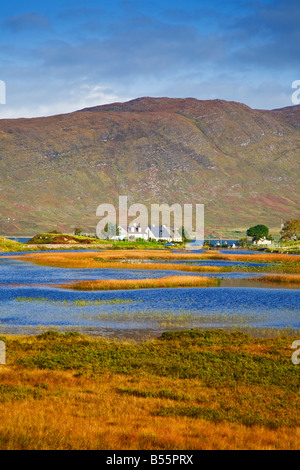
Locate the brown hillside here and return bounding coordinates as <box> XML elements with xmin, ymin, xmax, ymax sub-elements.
<box><xmin>0</xmin><ymin>97</ymin><xmax>299</xmax><ymax>235</ymax></box>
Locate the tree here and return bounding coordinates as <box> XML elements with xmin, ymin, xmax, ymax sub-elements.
<box><xmin>280</xmin><ymin>219</ymin><xmax>300</xmax><ymax>241</ymax></box>
<box><xmin>246</xmin><ymin>224</ymin><xmax>269</xmax><ymax>241</ymax></box>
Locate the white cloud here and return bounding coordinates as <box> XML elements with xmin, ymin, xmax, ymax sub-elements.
<box><xmin>0</xmin><ymin>82</ymin><xmax>132</xmax><ymax>119</ymax></box>
<box><xmin>0</xmin><ymin>1</ymin><xmax>299</xmax><ymax>118</ymax></box>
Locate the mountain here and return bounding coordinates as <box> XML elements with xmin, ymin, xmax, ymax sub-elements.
<box><xmin>0</xmin><ymin>97</ymin><xmax>299</xmax><ymax>236</ymax></box>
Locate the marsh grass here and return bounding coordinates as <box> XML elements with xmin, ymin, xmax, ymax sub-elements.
<box><xmin>11</xmin><ymin>251</ymin><xmax>227</xmax><ymax>272</ymax></box>
<box><xmin>15</xmin><ymin>297</ymin><xmax>137</xmax><ymax>306</ymax></box>
<box><xmin>93</xmin><ymin>260</ymin><xmax>226</xmax><ymax>273</ymax></box>
<box><xmin>80</xmin><ymin>310</ymin><xmax>260</xmax><ymax>330</ymax></box>
<box><xmin>235</xmin><ymin>262</ymin><xmax>300</xmax><ymax>275</ymax></box>
<box><xmin>255</xmin><ymin>274</ymin><xmax>300</xmax><ymax>283</ymax></box>
<box><xmin>59</xmin><ymin>275</ymin><xmax>220</xmax><ymax>291</ymax></box>
<box><xmin>0</xmin><ymin>329</ymin><xmax>299</xmax><ymax>450</ymax></box>
<box><xmin>11</xmin><ymin>249</ymin><xmax>300</xmax><ymax>271</ymax></box>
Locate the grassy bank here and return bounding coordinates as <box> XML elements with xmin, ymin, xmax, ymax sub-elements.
<box><xmin>1</xmin><ymin>235</ymin><xmax>171</xmax><ymax>253</ymax></box>
<box><xmin>0</xmin><ymin>329</ymin><xmax>299</xmax><ymax>450</ymax></box>
<box><xmin>0</xmin><ymin>237</ymin><xmax>28</xmax><ymax>252</ymax></box>
<box><xmin>25</xmin><ymin>233</ymin><xmax>175</xmax><ymax>250</ymax></box>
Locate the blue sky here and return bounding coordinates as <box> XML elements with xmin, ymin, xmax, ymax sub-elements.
<box><xmin>0</xmin><ymin>0</ymin><xmax>299</xmax><ymax>118</ymax></box>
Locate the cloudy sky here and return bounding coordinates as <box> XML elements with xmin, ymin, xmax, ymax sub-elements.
<box><xmin>0</xmin><ymin>0</ymin><xmax>299</xmax><ymax>118</ymax></box>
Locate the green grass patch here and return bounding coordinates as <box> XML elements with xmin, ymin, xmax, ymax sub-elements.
<box><xmin>156</xmin><ymin>403</ymin><xmax>298</xmax><ymax>429</ymax></box>
<box><xmin>6</xmin><ymin>329</ymin><xmax>298</xmax><ymax>390</ymax></box>
<box><xmin>14</xmin><ymin>296</ymin><xmax>136</xmax><ymax>306</ymax></box>
<box><xmin>0</xmin><ymin>237</ymin><xmax>25</xmax><ymax>252</ymax></box>
<box><xmin>0</xmin><ymin>383</ymin><xmax>47</xmax><ymax>402</ymax></box>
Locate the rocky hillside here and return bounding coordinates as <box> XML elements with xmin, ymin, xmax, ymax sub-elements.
<box><xmin>0</xmin><ymin>97</ymin><xmax>299</xmax><ymax>235</ymax></box>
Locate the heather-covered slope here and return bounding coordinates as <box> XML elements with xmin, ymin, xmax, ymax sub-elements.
<box><xmin>0</xmin><ymin>97</ymin><xmax>299</xmax><ymax>235</ymax></box>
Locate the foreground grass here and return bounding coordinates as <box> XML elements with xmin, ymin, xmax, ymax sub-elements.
<box><xmin>59</xmin><ymin>275</ymin><xmax>220</xmax><ymax>291</ymax></box>
<box><xmin>0</xmin><ymin>329</ymin><xmax>299</xmax><ymax>450</ymax></box>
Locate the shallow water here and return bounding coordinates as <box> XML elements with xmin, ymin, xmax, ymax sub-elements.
<box><xmin>0</xmin><ymin>257</ymin><xmax>269</xmax><ymax>285</ymax></box>
<box><xmin>0</xmin><ymin>255</ymin><xmax>299</xmax><ymax>338</ymax></box>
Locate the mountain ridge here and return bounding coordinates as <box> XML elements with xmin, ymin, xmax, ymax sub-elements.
<box><xmin>0</xmin><ymin>97</ymin><xmax>299</xmax><ymax>235</ymax></box>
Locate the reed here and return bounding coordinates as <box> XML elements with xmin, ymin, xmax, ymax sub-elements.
<box><xmin>257</xmin><ymin>274</ymin><xmax>300</xmax><ymax>284</ymax></box>
<box><xmin>200</xmin><ymin>252</ymin><xmax>300</xmax><ymax>264</ymax></box>
<box><xmin>15</xmin><ymin>297</ymin><xmax>136</xmax><ymax>306</ymax></box>
<box><xmin>91</xmin><ymin>261</ymin><xmax>224</xmax><ymax>273</ymax></box>
<box><xmin>10</xmin><ymin>251</ymin><xmax>227</xmax><ymax>272</ymax></box>
<box><xmin>12</xmin><ymin>249</ymin><xmax>299</xmax><ymax>269</ymax></box>
<box><xmin>59</xmin><ymin>275</ymin><xmax>220</xmax><ymax>291</ymax></box>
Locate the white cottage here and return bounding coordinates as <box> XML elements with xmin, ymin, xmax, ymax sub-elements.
<box><xmin>112</xmin><ymin>223</ymin><xmax>182</xmax><ymax>242</ymax></box>
<box><xmin>112</xmin><ymin>223</ymin><xmax>148</xmax><ymax>241</ymax></box>
<box><xmin>253</xmin><ymin>237</ymin><xmax>272</xmax><ymax>246</ymax></box>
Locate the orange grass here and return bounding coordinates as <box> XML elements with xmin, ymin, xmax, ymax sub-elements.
<box><xmin>9</xmin><ymin>251</ymin><xmax>225</xmax><ymax>272</ymax></box>
<box><xmin>10</xmin><ymin>249</ymin><xmax>298</xmax><ymax>269</ymax></box>
<box><xmin>0</xmin><ymin>367</ymin><xmax>298</xmax><ymax>451</ymax></box>
<box><xmin>0</xmin><ymin>370</ymin><xmax>298</xmax><ymax>450</ymax></box>
<box><xmin>59</xmin><ymin>275</ymin><xmax>219</xmax><ymax>291</ymax></box>
<box><xmin>91</xmin><ymin>261</ymin><xmax>224</xmax><ymax>274</ymax></box>
<box><xmin>257</xmin><ymin>274</ymin><xmax>300</xmax><ymax>284</ymax></box>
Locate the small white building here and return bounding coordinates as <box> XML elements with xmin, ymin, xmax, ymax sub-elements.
<box><xmin>253</xmin><ymin>237</ymin><xmax>272</xmax><ymax>246</ymax></box>
<box><xmin>111</xmin><ymin>223</ymin><xmax>148</xmax><ymax>241</ymax></box>
<box><xmin>111</xmin><ymin>223</ymin><xmax>182</xmax><ymax>242</ymax></box>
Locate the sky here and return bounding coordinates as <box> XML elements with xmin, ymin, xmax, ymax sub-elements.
<box><xmin>0</xmin><ymin>0</ymin><xmax>299</xmax><ymax>118</ymax></box>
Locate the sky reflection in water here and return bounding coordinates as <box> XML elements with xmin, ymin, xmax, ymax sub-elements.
<box><xmin>0</xmin><ymin>256</ymin><xmax>299</xmax><ymax>337</ymax></box>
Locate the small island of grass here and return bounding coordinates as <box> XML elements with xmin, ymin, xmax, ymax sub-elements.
<box><xmin>59</xmin><ymin>275</ymin><xmax>220</xmax><ymax>291</ymax></box>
